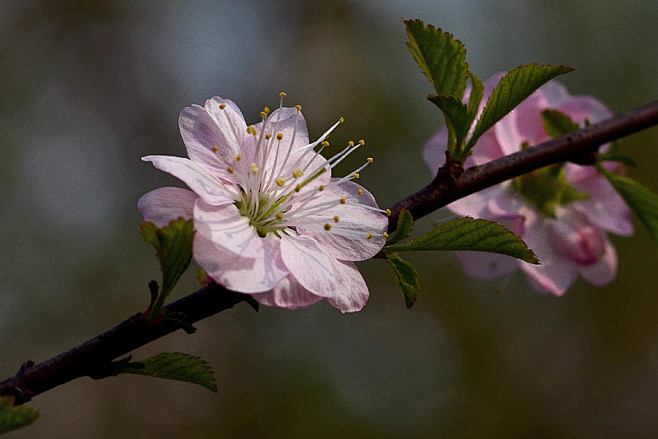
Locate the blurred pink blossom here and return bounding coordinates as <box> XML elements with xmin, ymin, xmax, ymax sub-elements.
<box><xmin>139</xmin><ymin>95</ymin><xmax>388</xmax><ymax>312</ymax></box>
<box><xmin>424</xmin><ymin>75</ymin><xmax>633</xmax><ymax>295</ymax></box>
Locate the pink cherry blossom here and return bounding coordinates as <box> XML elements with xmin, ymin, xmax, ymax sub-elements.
<box><xmin>139</xmin><ymin>95</ymin><xmax>389</xmax><ymax>312</ymax></box>
<box><xmin>424</xmin><ymin>76</ymin><xmax>633</xmax><ymax>295</ymax></box>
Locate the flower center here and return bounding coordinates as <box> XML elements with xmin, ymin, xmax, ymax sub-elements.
<box><xmin>511</xmin><ymin>163</ymin><xmax>588</xmax><ymax>218</ymax></box>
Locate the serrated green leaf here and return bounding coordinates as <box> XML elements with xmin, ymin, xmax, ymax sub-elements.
<box><xmin>386</xmin><ymin>253</ymin><xmax>420</xmax><ymax>308</ymax></box>
<box><xmin>466</xmin><ymin>63</ymin><xmax>575</xmax><ymax>151</ymax></box>
<box><xmin>384</xmin><ymin>217</ymin><xmax>540</xmax><ymax>264</ymax></box>
<box><xmin>404</xmin><ymin>19</ymin><xmax>468</xmax><ymax>99</ymax></box>
<box><xmin>541</xmin><ymin>109</ymin><xmax>580</xmax><ymax>138</ymax></box>
<box><xmin>386</xmin><ymin>209</ymin><xmax>414</xmax><ymax>246</ymax></box>
<box><xmin>118</xmin><ymin>352</ymin><xmax>217</xmax><ymax>392</ymax></box>
<box><xmin>467</xmin><ymin>71</ymin><xmax>484</xmax><ymax>124</ymax></box>
<box><xmin>0</xmin><ymin>396</ymin><xmax>39</xmax><ymax>434</ymax></box>
<box><xmin>597</xmin><ymin>166</ymin><xmax>658</xmax><ymax>240</ymax></box>
<box><xmin>140</xmin><ymin>219</ymin><xmax>194</xmax><ymax>313</ymax></box>
<box><xmin>428</xmin><ymin>95</ymin><xmax>470</xmax><ymax>152</ymax></box>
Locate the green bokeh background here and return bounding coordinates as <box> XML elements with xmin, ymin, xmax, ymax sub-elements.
<box><xmin>1</xmin><ymin>1</ymin><xmax>657</xmax><ymax>437</ymax></box>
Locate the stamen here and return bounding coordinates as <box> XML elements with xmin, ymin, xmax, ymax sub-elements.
<box><xmin>295</xmin><ymin>105</ymin><xmax>302</xmax><ymax>111</ymax></box>
<box><xmin>340</xmin><ymin>198</ymin><xmax>346</xmax><ymax>204</ymax></box>
<box><xmin>236</xmin><ymin>155</ymin><xmax>241</xmax><ymax>161</ymax></box>
<box><xmin>227</xmin><ymin>166</ymin><xmax>234</xmax><ymax>174</ymax></box>
<box><xmin>276</xmin><ymin>178</ymin><xmax>286</xmax><ymax>187</ymax></box>
<box><xmin>386</xmin><ymin>209</ymin><xmax>391</xmax><ymax>217</ymax></box>
<box><xmin>265</xmin><ymin>134</ymin><xmax>272</xmax><ymax>140</ymax></box>
<box><xmin>276</xmin><ymin>133</ymin><xmax>283</xmax><ymax>140</ymax></box>
<box><xmin>279</xmin><ymin>91</ymin><xmax>287</xmax><ymax>98</ymax></box>
<box><xmin>357</xmin><ymin>189</ymin><xmax>363</xmax><ymax>195</ymax></box>
<box><xmin>318</xmin><ymin>185</ymin><xmax>325</xmax><ymax>191</ymax></box>
<box><xmin>212</xmin><ymin>146</ymin><xmax>218</xmax><ymax>152</ymax></box>
<box><xmin>324</xmin><ymin>224</ymin><xmax>332</xmax><ymax>231</ymax></box>
<box><xmin>383</xmin><ymin>232</ymin><xmax>389</xmax><ymax>238</ymax></box>
<box><xmin>339</xmin><ymin>117</ymin><xmax>345</xmax><ymax>124</ymax></box>
<box><xmin>219</xmin><ymin>104</ymin><xmax>227</xmax><ymax>110</ymax></box>
<box><xmin>292</xmin><ymin>169</ymin><xmax>303</xmax><ymax>178</ymax></box>
<box><xmin>333</xmin><ymin>216</ymin><xmax>339</xmax><ymax>223</ymax></box>
<box><xmin>276</xmin><ymin>213</ymin><xmax>283</xmax><ymax>220</ymax></box>
<box><xmin>367</xmin><ymin>233</ymin><xmax>373</xmax><ymax>240</ymax></box>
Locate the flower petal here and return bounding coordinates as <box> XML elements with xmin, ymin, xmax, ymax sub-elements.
<box><xmin>138</xmin><ymin>187</ymin><xmax>197</xmax><ymax>227</ymax></box>
<box><xmin>518</xmin><ymin>216</ymin><xmax>578</xmax><ymax>296</ymax></box>
<box><xmin>252</xmin><ymin>276</ymin><xmax>323</xmax><ymax>309</ymax></box>
<box><xmin>280</xmin><ymin>233</ymin><xmax>338</xmax><ymax>297</ymax></box>
<box><xmin>143</xmin><ymin>155</ymin><xmax>235</xmax><ymax>205</ymax></box>
<box><xmin>570</xmin><ymin>174</ymin><xmax>634</xmax><ymax>236</ymax></box>
<box><xmin>179</xmin><ymin>101</ymin><xmax>244</xmax><ymax>172</ymax></box>
<box><xmin>295</xmin><ymin>181</ymin><xmax>387</xmax><ymax>261</ymax></box>
<box><xmin>577</xmin><ymin>237</ymin><xmax>617</xmax><ymax>286</ymax></box>
<box><xmin>193</xmin><ymin>233</ymin><xmax>287</xmax><ymax>293</ymax></box>
<box><xmin>194</xmin><ymin>199</ymin><xmax>264</xmax><ymax>258</ymax></box>
<box><xmin>326</xmin><ymin>260</ymin><xmax>369</xmax><ymax>313</ymax></box>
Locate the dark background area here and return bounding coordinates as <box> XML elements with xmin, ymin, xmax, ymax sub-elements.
<box><xmin>1</xmin><ymin>1</ymin><xmax>657</xmax><ymax>437</ymax></box>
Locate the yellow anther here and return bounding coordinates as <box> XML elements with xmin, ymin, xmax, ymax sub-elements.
<box><xmin>250</xmin><ymin>163</ymin><xmax>259</xmax><ymax>174</ymax></box>
<box><xmin>348</xmin><ymin>140</ymin><xmax>355</xmax><ymax>147</ymax></box>
<box><xmin>276</xmin><ymin>133</ymin><xmax>283</xmax><ymax>140</ymax></box>
<box><xmin>321</xmin><ymin>141</ymin><xmax>330</xmax><ymax>147</ymax></box>
<box><xmin>386</xmin><ymin>209</ymin><xmax>392</xmax><ymax>217</ymax></box>
<box><xmin>367</xmin><ymin>157</ymin><xmax>374</xmax><ymax>163</ymax></box>
<box><xmin>295</xmin><ymin>104</ymin><xmax>302</xmax><ymax>111</ymax></box>
<box><xmin>324</xmin><ymin>224</ymin><xmax>332</xmax><ymax>231</ymax></box>
<box><xmin>358</xmin><ymin>139</ymin><xmax>365</xmax><ymax>146</ymax></box>
<box><xmin>292</xmin><ymin>169</ymin><xmax>303</xmax><ymax>178</ymax></box>
<box><xmin>357</xmin><ymin>189</ymin><xmax>363</xmax><ymax>195</ymax></box>
<box><xmin>352</xmin><ymin>173</ymin><xmax>360</xmax><ymax>179</ymax></box>
<box><xmin>212</xmin><ymin>146</ymin><xmax>218</xmax><ymax>152</ymax></box>
<box><xmin>340</xmin><ymin>198</ymin><xmax>346</xmax><ymax>204</ymax></box>
<box><xmin>276</xmin><ymin>178</ymin><xmax>286</xmax><ymax>187</ymax></box>
<box><xmin>333</xmin><ymin>215</ymin><xmax>339</xmax><ymax>223</ymax></box>
<box><xmin>260</xmin><ymin>111</ymin><xmax>267</xmax><ymax>119</ymax></box>
<box><xmin>295</xmin><ymin>184</ymin><xmax>302</xmax><ymax>192</ymax></box>
<box><xmin>367</xmin><ymin>233</ymin><xmax>373</xmax><ymax>240</ymax></box>
<box><xmin>219</xmin><ymin>104</ymin><xmax>227</xmax><ymax>109</ymax></box>
<box><xmin>265</xmin><ymin>133</ymin><xmax>272</xmax><ymax>140</ymax></box>
<box><xmin>318</xmin><ymin>185</ymin><xmax>325</xmax><ymax>191</ymax></box>
<box><xmin>227</xmin><ymin>166</ymin><xmax>234</xmax><ymax>174</ymax></box>
<box><xmin>339</xmin><ymin>116</ymin><xmax>345</xmax><ymax>124</ymax></box>
<box><xmin>263</xmin><ymin>106</ymin><xmax>270</xmax><ymax>114</ymax></box>
<box><xmin>276</xmin><ymin>213</ymin><xmax>283</xmax><ymax>220</ymax></box>
<box><xmin>279</xmin><ymin>91</ymin><xmax>287</xmax><ymax>98</ymax></box>
<box><xmin>235</xmin><ymin>155</ymin><xmax>241</xmax><ymax>161</ymax></box>
<box><xmin>383</xmin><ymin>232</ymin><xmax>389</xmax><ymax>239</ymax></box>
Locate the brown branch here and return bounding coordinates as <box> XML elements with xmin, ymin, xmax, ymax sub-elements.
<box><xmin>1</xmin><ymin>100</ymin><xmax>657</xmax><ymax>406</ymax></box>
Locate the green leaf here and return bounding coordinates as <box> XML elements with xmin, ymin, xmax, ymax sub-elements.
<box><xmin>386</xmin><ymin>253</ymin><xmax>420</xmax><ymax>308</ymax></box>
<box><xmin>466</xmin><ymin>63</ymin><xmax>575</xmax><ymax>151</ymax></box>
<box><xmin>0</xmin><ymin>396</ymin><xmax>39</xmax><ymax>434</ymax></box>
<box><xmin>428</xmin><ymin>95</ymin><xmax>470</xmax><ymax>151</ymax></box>
<box><xmin>118</xmin><ymin>352</ymin><xmax>217</xmax><ymax>392</ymax></box>
<box><xmin>386</xmin><ymin>209</ymin><xmax>414</xmax><ymax>246</ymax></box>
<box><xmin>541</xmin><ymin>109</ymin><xmax>580</xmax><ymax>138</ymax></box>
<box><xmin>467</xmin><ymin>71</ymin><xmax>484</xmax><ymax>124</ymax></box>
<box><xmin>597</xmin><ymin>166</ymin><xmax>658</xmax><ymax>240</ymax></box>
<box><xmin>384</xmin><ymin>217</ymin><xmax>540</xmax><ymax>264</ymax></box>
<box><xmin>140</xmin><ymin>219</ymin><xmax>194</xmax><ymax>310</ymax></box>
<box><xmin>404</xmin><ymin>19</ymin><xmax>468</xmax><ymax>99</ymax></box>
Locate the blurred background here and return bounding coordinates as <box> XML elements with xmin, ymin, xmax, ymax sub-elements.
<box><xmin>1</xmin><ymin>0</ymin><xmax>657</xmax><ymax>437</ymax></box>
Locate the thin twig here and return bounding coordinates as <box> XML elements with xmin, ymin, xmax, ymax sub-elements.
<box><xmin>1</xmin><ymin>100</ymin><xmax>657</xmax><ymax>405</ymax></box>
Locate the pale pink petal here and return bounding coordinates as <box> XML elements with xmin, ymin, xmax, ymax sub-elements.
<box><xmin>538</xmin><ymin>81</ymin><xmax>571</xmax><ymax>108</ymax></box>
<box><xmin>558</xmin><ymin>95</ymin><xmax>613</xmax><ymax>125</ymax></box>
<box><xmin>193</xmin><ymin>233</ymin><xmax>287</xmax><ymax>293</ymax></box>
<box><xmin>252</xmin><ymin>276</ymin><xmax>323</xmax><ymax>309</ymax></box>
<box><xmin>138</xmin><ymin>187</ymin><xmax>197</xmax><ymax>227</ymax></box>
<box><xmin>570</xmin><ymin>175</ymin><xmax>634</xmax><ymax>236</ymax></box>
<box><xmin>326</xmin><ymin>260</ymin><xmax>369</xmax><ymax>313</ymax></box>
<box><xmin>577</xmin><ymin>237</ymin><xmax>617</xmax><ymax>286</ymax></box>
<box><xmin>468</xmin><ymin>129</ymin><xmax>505</xmax><ymax>166</ymax></box>
<box><xmin>519</xmin><ymin>216</ymin><xmax>578</xmax><ymax>296</ymax></box>
<box><xmin>280</xmin><ymin>233</ymin><xmax>338</xmax><ymax>297</ymax></box>
<box><xmin>142</xmin><ymin>155</ymin><xmax>235</xmax><ymax>205</ymax></box>
<box><xmin>194</xmin><ymin>200</ymin><xmax>264</xmax><ymax>258</ymax></box>
<box><xmin>448</xmin><ymin>185</ymin><xmax>506</xmax><ymax>217</ymax></box>
<box><xmin>495</xmin><ymin>90</ymin><xmax>549</xmax><ymax>154</ymax></box>
<box><xmin>456</xmin><ymin>251</ymin><xmax>519</xmax><ymax>279</ymax></box>
<box><xmin>422</xmin><ymin>129</ymin><xmax>447</xmax><ymax>172</ymax></box>
<box><xmin>260</xmin><ymin>107</ymin><xmax>310</xmax><ymax>152</ymax></box>
<box><xmin>179</xmin><ymin>102</ymin><xmax>243</xmax><ymax>172</ymax></box>
<box><xmin>295</xmin><ymin>181</ymin><xmax>387</xmax><ymax>261</ymax></box>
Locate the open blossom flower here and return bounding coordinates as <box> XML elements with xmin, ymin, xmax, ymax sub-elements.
<box><xmin>424</xmin><ymin>75</ymin><xmax>633</xmax><ymax>295</ymax></box>
<box><xmin>139</xmin><ymin>94</ymin><xmax>389</xmax><ymax>312</ymax></box>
